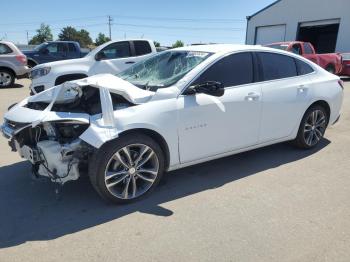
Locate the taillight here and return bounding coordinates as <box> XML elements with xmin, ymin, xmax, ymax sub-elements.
<box><xmin>338</xmin><ymin>80</ymin><xmax>344</xmax><ymax>90</ymax></box>
<box><xmin>15</xmin><ymin>55</ymin><xmax>27</xmax><ymax>65</ymax></box>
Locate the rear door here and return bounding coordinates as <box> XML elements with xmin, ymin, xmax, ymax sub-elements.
<box><xmin>256</xmin><ymin>52</ymin><xmax>314</xmax><ymax>143</ymax></box>
<box><xmin>129</xmin><ymin>40</ymin><xmax>154</xmax><ymax>64</ymax></box>
<box><xmin>67</xmin><ymin>43</ymin><xmax>80</xmax><ymax>59</ymax></box>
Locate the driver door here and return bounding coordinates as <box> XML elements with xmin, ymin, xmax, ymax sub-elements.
<box><xmin>177</xmin><ymin>52</ymin><xmax>262</xmax><ymax>163</ymax></box>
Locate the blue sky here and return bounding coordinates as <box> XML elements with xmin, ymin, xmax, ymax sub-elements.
<box><xmin>1</xmin><ymin>0</ymin><xmax>274</xmax><ymax>46</ymax></box>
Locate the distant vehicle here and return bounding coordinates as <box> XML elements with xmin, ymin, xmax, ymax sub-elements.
<box><xmin>340</xmin><ymin>53</ymin><xmax>350</xmax><ymax>76</ymax></box>
<box><xmin>266</xmin><ymin>41</ymin><xmax>343</xmax><ymax>74</ymax></box>
<box><xmin>1</xmin><ymin>44</ymin><xmax>344</xmax><ymax>203</ymax></box>
<box><xmin>0</xmin><ymin>41</ymin><xmax>29</xmax><ymax>88</ymax></box>
<box><xmin>29</xmin><ymin>39</ymin><xmax>157</xmax><ymax>94</ymax></box>
<box><xmin>23</xmin><ymin>41</ymin><xmax>89</xmax><ymax>68</ymax></box>
<box><xmin>156</xmin><ymin>46</ymin><xmax>170</xmax><ymax>52</ymax></box>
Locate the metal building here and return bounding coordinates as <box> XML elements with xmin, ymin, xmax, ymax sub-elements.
<box><xmin>245</xmin><ymin>0</ymin><xmax>350</xmax><ymax>53</ymax></box>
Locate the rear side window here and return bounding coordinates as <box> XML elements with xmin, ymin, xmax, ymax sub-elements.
<box><xmin>0</xmin><ymin>44</ymin><xmax>12</xmax><ymax>54</ymax></box>
<box><xmin>98</xmin><ymin>42</ymin><xmax>131</xmax><ymax>59</ymax></box>
<box><xmin>133</xmin><ymin>41</ymin><xmax>152</xmax><ymax>56</ymax></box>
<box><xmin>195</xmin><ymin>52</ymin><xmax>254</xmax><ymax>88</ymax></box>
<box><xmin>295</xmin><ymin>59</ymin><xmax>314</xmax><ymax>75</ymax></box>
<box><xmin>68</xmin><ymin>43</ymin><xmax>77</xmax><ymax>52</ymax></box>
<box><xmin>257</xmin><ymin>52</ymin><xmax>297</xmax><ymax>81</ymax></box>
<box><xmin>303</xmin><ymin>43</ymin><xmax>314</xmax><ymax>54</ymax></box>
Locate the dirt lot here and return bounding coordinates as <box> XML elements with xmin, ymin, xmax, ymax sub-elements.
<box><xmin>0</xmin><ymin>79</ymin><xmax>349</xmax><ymax>262</ymax></box>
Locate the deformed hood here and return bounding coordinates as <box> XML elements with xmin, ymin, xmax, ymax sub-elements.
<box><xmin>30</xmin><ymin>74</ymin><xmax>155</xmax><ymax>105</ymax></box>
<box><xmin>73</xmin><ymin>74</ymin><xmax>155</xmax><ymax>104</ymax></box>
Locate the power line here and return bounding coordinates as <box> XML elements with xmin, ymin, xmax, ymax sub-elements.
<box><xmin>0</xmin><ymin>14</ymin><xmax>245</xmax><ymax>27</ymax></box>
<box><xmin>113</xmin><ymin>14</ymin><xmax>245</xmax><ymax>23</ymax></box>
<box><xmin>113</xmin><ymin>22</ymin><xmax>244</xmax><ymax>31</ymax></box>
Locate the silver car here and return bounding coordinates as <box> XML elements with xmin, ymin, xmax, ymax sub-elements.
<box><xmin>0</xmin><ymin>41</ymin><xmax>30</xmax><ymax>88</ymax></box>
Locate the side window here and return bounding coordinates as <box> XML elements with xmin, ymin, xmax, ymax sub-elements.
<box><xmin>133</xmin><ymin>41</ymin><xmax>152</xmax><ymax>56</ymax></box>
<box><xmin>257</xmin><ymin>52</ymin><xmax>297</xmax><ymax>81</ymax></box>
<box><xmin>98</xmin><ymin>42</ymin><xmax>131</xmax><ymax>60</ymax></box>
<box><xmin>295</xmin><ymin>59</ymin><xmax>314</xmax><ymax>75</ymax></box>
<box><xmin>0</xmin><ymin>44</ymin><xmax>12</xmax><ymax>54</ymax></box>
<box><xmin>303</xmin><ymin>43</ymin><xmax>314</xmax><ymax>54</ymax></box>
<box><xmin>68</xmin><ymin>43</ymin><xmax>76</xmax><ymax>52</ymax></box>
<box><xmin>291</xmin><ymin>44</ymin><xmax>302</xmax><ymax>55</ymax></box>
<box><xmin>46</xmin><ymin>43</ymin><xmax>58</xmax><ymax>54</ymax></box>
<box><xmin>195</xmin><ymin>52</ymin><xmax>254</xmax><ymax>88</ymax></box>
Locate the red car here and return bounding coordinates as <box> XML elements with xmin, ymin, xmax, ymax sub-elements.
<box><xmin>266</xmin><ymin>41</ymin><xmax>343</xmax><ymax>74</ymax></box>
<box><xmin>340</xmin><ymin>53</ymin><xmax>350</xmax><ymax>76</ymax></box>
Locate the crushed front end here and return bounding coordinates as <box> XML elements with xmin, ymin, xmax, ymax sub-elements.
<box><xmin>1</xmin><ymin>74</ymin><xmax>150</xmax><ymax>185</ymax></box>
<box><xmin>2</xmin><ymin>119</ymin><xmax>93</xmax><ymax>183</ymax></box>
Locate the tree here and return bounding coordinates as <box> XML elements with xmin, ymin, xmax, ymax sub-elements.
<box><xmin>58</xmin><ymin>26</ymin><xmax>93</xmax><ymax>48</ymax></box>
<box><xmin>95</xmin><ymin>33</ymin><xmax>111</xmax><ymax>46</ymax></box>
<box><xmin>153</xmin><ymin>41</ymin><xmax>161</xmax><ymax>47</ymax></box>
<box><xmin>29</xmin><ymin>23</ymin><xmax>53</xmax><ymax>45</ymax></box>
<box><xmin>172</xmin><ymin>40</ymin><xmax>184</xmax><ymax>48</ymax></box>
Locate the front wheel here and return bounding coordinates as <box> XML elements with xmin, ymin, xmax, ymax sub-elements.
<box><xmin>293</xmin><ymin>105</ymin><xmax>328</xmax><ymax>149</ymax></box>
<box><xmin>89</xmin><ymin>133</ymin><xmax>165</xmax><ymax>204</ymax></box>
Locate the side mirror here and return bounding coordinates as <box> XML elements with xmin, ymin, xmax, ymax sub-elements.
<box><xmin>95</xmin><ymin>52</ymin><xmax>105</xmax><ymax>61</ymax></box>
<box><xmin>185</xmin><ymin>81</ymin><xmax>225</xmax><ymax>97</ymax></box>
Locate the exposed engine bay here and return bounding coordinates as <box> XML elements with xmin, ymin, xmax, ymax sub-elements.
<box><xmin>1</xmin><ymin>74</ymin><xmax>154</xmax><ymax>184</ymax></box>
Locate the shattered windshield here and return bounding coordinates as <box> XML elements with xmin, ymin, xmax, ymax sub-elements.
<box><xmin>118</xmin><ymin>50</ymin><xmax>212</xmax><ymax>90</ymax></box>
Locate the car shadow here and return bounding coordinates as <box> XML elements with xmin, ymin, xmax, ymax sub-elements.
<box><xmin>1</xmin><ymin>83</ymin><xmax>24</xmax><ymax>89</ymax></box>
<box><xmin>0</xmin><ymin>139</ymin><xmax>330</xmax><ymax>248</ymax></box>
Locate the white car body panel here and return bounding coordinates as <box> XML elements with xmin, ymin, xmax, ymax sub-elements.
<box><xmin>1</xmin><ymin>44</ymin><xmax>344</xmax><ymax>183</ymax></box>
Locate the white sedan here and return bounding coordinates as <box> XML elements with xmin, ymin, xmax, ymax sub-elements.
<box><xmin>1</xmin><ymin>44</ymin><xmax>344</xmax><ymax>203</ymax></box>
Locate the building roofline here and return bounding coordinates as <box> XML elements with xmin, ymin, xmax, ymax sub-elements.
<box><xmin>246</xmin><ymin>0</ymin><xmax>282</xmax><ymax>20</ymax></box>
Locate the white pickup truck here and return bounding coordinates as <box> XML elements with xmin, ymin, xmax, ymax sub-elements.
<box><xmin>29</xmin><ymin>39</ymin><xmax>157</xmax><ymax>94</ymax></box>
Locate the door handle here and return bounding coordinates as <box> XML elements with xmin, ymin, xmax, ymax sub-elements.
<box><xmin>298</xmin><ymin>85</ymin><xmax>308</xmax><ymax>93</ymax></box>
<box><xmin>245</xmin><ymin>92</ymin><xmax>260</xmax><ymax>101</ymax></box>
<box><xmin>125</xmin><ymin>61</ymin><xmax>135</xmax><ymax>64</ymax></box>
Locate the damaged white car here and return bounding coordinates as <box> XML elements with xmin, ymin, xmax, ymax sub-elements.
<box><xmin>1</xmin><ymin>45</ymin><xmax>344</xmax><ymax>203</ymax></box>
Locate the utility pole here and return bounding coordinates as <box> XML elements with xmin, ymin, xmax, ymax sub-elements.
<box><xmin>26</xmin><ymin>31</ymin><xmax>29</xmax><ymax>45</ymax></box>
<box><xmin>108</xmin><ymin>15</ymin><xmax>113</xmax><ymax>40</ymax></box>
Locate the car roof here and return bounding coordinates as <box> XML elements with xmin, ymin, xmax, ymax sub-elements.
<box><xmin>0</xmin><ymin>41</ymin><xmax>22</xmax><ymax>54</ymax></box>
<box><xmin>173</xmin><ymin>44</ymin><xmax>280</xmax><ymax>54</ymax></box>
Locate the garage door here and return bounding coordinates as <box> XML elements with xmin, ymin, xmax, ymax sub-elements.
<box><xmin>255</xmin><ymin>25</ymin><xmax>286</xmax><ymax>45</ymax></box>
<box><xmin>297</xmin><ymin>19</ymin><xmax>340</xmax><ymax>53</ymax></box>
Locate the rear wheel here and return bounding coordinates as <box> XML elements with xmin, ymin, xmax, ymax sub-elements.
<box><xmin>0</xmin><ymin>69</ymin><xmax>15</xmax><ymax>88</ymax></box>
<box><xmin>89</xmin><ymin>133</ymin><xmax>165</xmax><ymax>204</ymax></box>
<box><xmin>293</xmin><ymin>105</ymin><xmax>328</xmax><ymax>149</ymax></box>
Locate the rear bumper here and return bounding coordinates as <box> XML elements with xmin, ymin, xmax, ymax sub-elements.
<box><xmin>15</xmin><ymin>66</ymin><xmax>30</xmax><ymax>78</ymax></box>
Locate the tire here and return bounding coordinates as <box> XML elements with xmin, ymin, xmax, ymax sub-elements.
<box><xmin>0</xmin><ymin>69</ymin><xmax>15</xmax><ymax>88</ymax></box>
<box><xmin>89</xmin><ymin>133</ymin><xmax>165</xmax><ymax>204</ymax></box>
<box><xmin>325</xmin><ymin>65</ymin><xmax>335</xmax><ymax>74</ymax></box>
<box><xmin>293</xmin><ymin>105</ymin><xmax>328</xmax><ymax>149</ymax></box>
